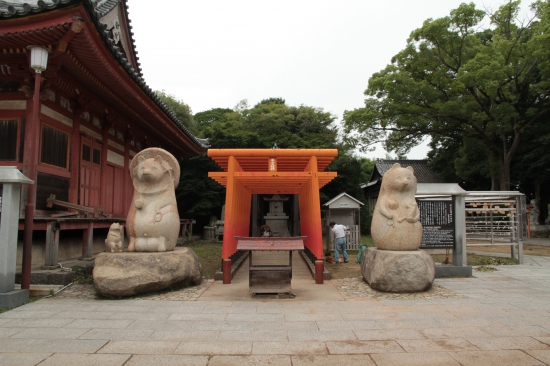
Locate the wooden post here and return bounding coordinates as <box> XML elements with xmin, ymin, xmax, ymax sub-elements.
<box><xmin>222</xmin><ymin>259</ymin><xmax>232</xmax><ymax>284</ymax></box>
<box><xmin>99</xmin><ymin>126</ymin><xmax>109</xmax><ymax>209</ymax></box>
<box><xmin>82</xmin><ymin>222</ymin><xmax>94</xmax><ymax>260</ymax></box>
<box><xmin>44</xmin><ymin>221</ymin><xmax>60</xmax><ymax>267</ymax></box>
<box><xmin>21</xmin><ymin>71</ymin><xmax>42</xmax><ymax>290</ymax></box>
<box><xmin>123</xmin><ymin>139</ymin><xmax>130</xmax><ymax>213</ymax></box>
<box><xmin>315</xmin><ymin>260</ymin><xmax>324</xmax><ymax>284</ymax></box>
<box><xmin>69</xmin><ymin>117</ymin><xmax>80</xmax><ymax>204</ymax></box>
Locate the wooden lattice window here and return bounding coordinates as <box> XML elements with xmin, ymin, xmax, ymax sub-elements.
<box><xmin>0</xmin><ymin>119</ymin><xmax>18</xmax><ymax>161</ymax></box>
<box><xmin>40</xmin><ymin>124</ymin><xmax>69</xmax><ymax>169</ymax></box>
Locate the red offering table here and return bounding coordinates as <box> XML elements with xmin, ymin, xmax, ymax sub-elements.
<box><xmin>236</xmin><ymin>236</ymin><xmax>306</xmax><ymax>294</ymax></box>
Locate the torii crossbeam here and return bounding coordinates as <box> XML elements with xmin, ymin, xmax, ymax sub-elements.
<box><xmin>208</xmin><ymin>149</ymin><xmax>338</xmax><ymax>284</ymax></box>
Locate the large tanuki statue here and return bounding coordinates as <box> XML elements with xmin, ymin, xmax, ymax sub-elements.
<box><xmin>371</xmin><ymin>163</ymin><xmax>422</xmax><ymax>251</ymax></box>
<box><xmin>362</xmin><ymin>163</ymin><xmax>435</xmax><ymax>293</ymax></box>
<box><xmin>126</xmin><ymin>148</ymin><xmax>180</xmax><ymax>252</ymax></box>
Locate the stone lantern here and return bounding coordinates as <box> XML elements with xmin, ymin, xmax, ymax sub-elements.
<box><xmin>0</xmin><ymin>166</ymin><xmax>34</xmax><ymax>308</ymax></box>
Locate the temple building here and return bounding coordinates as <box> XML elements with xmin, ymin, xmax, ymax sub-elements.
<box><xmin>0</xmin><ymin>0</ymin><xmax>207</xmax><ymax>268</ymax></box>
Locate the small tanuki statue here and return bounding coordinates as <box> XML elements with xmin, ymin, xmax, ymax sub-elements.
<box><xmin>126</xmin><ymin>148</ymin><xmax>180</xmax><ymax>252</ymax></box>
<box><xmin>371</xmin><ymin>163</ymin><xmax>422</xmax><ymax>251</ymax></box>
<box><xmin>105</xmin><ymin>222</ymin><xmax>123</xmax><ymax>252</ymax></box>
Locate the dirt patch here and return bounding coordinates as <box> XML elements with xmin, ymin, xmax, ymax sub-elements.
<box><xmin>431</xmin><ymin>253</ymin><xmax>518</xmax><ymax>266</ymax></box>
<box><xmin>325</xmin><ymin>253</ymin><xmax>362</xmax><ymax>279</ymax></box>
<box><xmin>468</xmin><ymin>244</ymin><xmax>550</xmax><ymax>257</ymax></box>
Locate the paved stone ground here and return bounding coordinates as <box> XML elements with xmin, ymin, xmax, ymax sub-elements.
<box><xmin>53</xmin><ymin>279</ymin><xmax>215</xmax><ymax>301</ymax></box>
<box><xmin>1</xmin><ymin>255</ymin><xmax>550</xmax><ymax>365</ymax></box>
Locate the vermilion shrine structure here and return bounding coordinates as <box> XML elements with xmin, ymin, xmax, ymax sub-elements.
<box><xmin>208</xmin><ymin>149</ymin><xmax>338</xmax><ymax>284</ymax></box>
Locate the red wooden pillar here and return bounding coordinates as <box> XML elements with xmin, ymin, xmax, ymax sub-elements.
<box><xmin>99</xmin><ymin>125</ymin><xmax>109</xmax><ymax>208</ymax></box>
<box><xmin>300</xmin><ymin>156</ymin><xmax>324</xmax><ymax>283</ymax></box>
<box><xmin>69</xmin><ymin>116</ymin><xmax>81</xmax><ymax>204</ymax></box>
<box><xmin>21</xmin><ymin>73</ymin><xmax>42</xmax><ymax>289</ymax></box>
<box><xmin>123</xmin><ymin>139</ymin><xmax>130</xmax><ymax>214</ymax></box>
<box><xmin>222</xmin><ymin>156</ymin><xmax>237</xmax><ymax>284</ymax></box>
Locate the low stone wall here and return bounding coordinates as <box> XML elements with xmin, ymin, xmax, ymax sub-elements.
<box><xmin>15</xmin><ymin>228</ymin><xmax>108</xmax><ymax>269</ymax></box>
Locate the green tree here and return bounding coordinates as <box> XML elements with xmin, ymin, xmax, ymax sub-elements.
<box><xmin>243</xmin><ymin>100</ymin><xmax>339</xmax><ymax>149</ymax></box>
<box><xmin>155</xmin><ymin>90</ymin><xmax>196</xmax><ymax>133</ymax></box>
<box><xmin>194</xmin><ymin>108</ymin><xmax>233</xmax><ymax>134</ymax></box>
<box><xmin>186</xmin><ymin>98</ymin><xmax>358</xmax><ymax>228</ymax></box>
<box><xmin>343</xmin><ymin>1</ymin><xmax>550</xmax><ymax>190</ymax></box>
<box><xmin>176</xmin><ymin>155</ymin><xmax>226</xmax><ymax>230</ymax></box>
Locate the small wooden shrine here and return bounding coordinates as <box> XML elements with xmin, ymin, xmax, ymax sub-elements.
<box><xmin>208</xmin><ymin>148</ymin><xmax>338</xmax><ymax>284</ymax></box>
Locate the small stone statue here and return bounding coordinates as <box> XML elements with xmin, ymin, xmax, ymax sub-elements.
<box><xmin>371</xmin><ymin>163</ymin><xmax>422</xmax><ymax>251</ymax></box>
<box><xmin>126</xmin><ymin>148</ymin><xmax>181</xmax><ymax>252</ymax></box>
<box><xmin>105</xmin><ymin>223</ymin><xmax>123</xmax><ymax>253</ymax></box>
<box><xmin>529</xmin><ymin>199</ymin><xmax>540</xmax><ymax>225</ymax></box>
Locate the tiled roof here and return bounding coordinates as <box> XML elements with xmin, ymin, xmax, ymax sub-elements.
<box><xmin>0</xmin><ymin>0</ymin><xmax>208</xmax><ymax>151</ymax></box>
<box><xmin>362</xmin><ymin>160</ymin><xmax>444</xmax><ymax>189</ymax></box>
<box><xmin>0</xmin><ymin>0</ymin><xmax>73</xmax><ymax>18</ymax></box>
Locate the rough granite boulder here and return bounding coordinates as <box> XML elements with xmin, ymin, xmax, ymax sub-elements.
<box><xmin>361</xmin><ymin>248</ymin><xmax>435</xmax><ymax>293</ymax></box>
<box><xmin>93</xmin><ymin>247</ymin><xmax>202</xmax><ymax>297</ymax></box>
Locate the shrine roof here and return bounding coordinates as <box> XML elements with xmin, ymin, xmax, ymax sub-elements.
<box><xmin>207</xmin><ymin>149</ymin><xmax>338</xmax><ymax>194</ymax></box>
<box><xmin>360</xmin><ymin>159</ymin><xmax>444</xmax><ymax>189</ymax></box>
<box><xmin>208</xmin><ymin>149</ymin><xmax>338</xmax><ymax>172</ymax></box>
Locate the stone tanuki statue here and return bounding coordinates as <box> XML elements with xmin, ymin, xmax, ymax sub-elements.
<box><xmin>126</xmin><ymin>148</ymin><xmax>180</xmax><ymax>252</ymax></box>
<box><xmin>362</xmin><ymin>163</ymin><xmax>435</xmax><ymax>293</ymax></box>
<box><xmin>371</xmin><ymin>163</ymin><xmax>422</xmax><ymax>251</ymax></box>
<box><xmin>105</xmin><ymin>222</ymin><xmax>123</xmax><ymax>253</ymax></box>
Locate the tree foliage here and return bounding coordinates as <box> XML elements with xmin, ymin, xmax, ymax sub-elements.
<box><xmin>155</xmin><ymin>90</ymin><xmax>196</xmax><ymax>133</ymax></box>
<box><xmin>344</xmin><ymin>1</ymin><xmax>550</xmax><ymax>190</ymax></box>
<box><xmin>180</xmin><ymin>99</ymin><xmax>374</xmax><ymax>232</ymax></box>
<box><xmin>176</xmin><ymin>156</ymin><xmax>225</xmax><ymax>218</ymax></box>
<box><xmin>194</xmin><ymin>108</ymin><xmax>233</xmax><ymax>133</ymax></box>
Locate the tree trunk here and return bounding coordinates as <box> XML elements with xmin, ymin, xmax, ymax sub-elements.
<box><xmin>499</xmin><ymin>165</ymin><xmax>510</xmax><ymax>191</ymax></box>
<box><xmin>535</xmin><ymin>181</ymin><xmax>541</xmax><ymax>225</ymax></box>
<box><xmin>499</xmin><ymin>131</ymin><xmax>521</xmax><ymax>191</ymax></box>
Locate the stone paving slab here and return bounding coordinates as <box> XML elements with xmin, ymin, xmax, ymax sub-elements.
<box><xmin>0</xmin><ymin>353</ymin><xmax>52</xmax><ymax>366</ymax></box>
<box><xmin>125</xmin><ymin>354</ymin><xmax>208</xmax><ymax>366</ymax></box>
<box><xmin>370</xmin><ymin>351</ymin><xmax>461</xmax><ymax>366</ymax></box>
<box><xmin>447</xmin><ymin>350</ymin><xmax>547</xmax><ymax>365</ymax></box>
<box><xmin>291</xmin><ymin>354</ymin><xmax>376</xmax><ymax>366</ymax></box>
<box><xmin>36</xmin><ymin>353</ymin><xmax>131</xmax><ymax>366</ymax></box>
<box><xmin>209</xmin><ymin>355</ymin><xmax>291</xmax><ymax>366</ymax></box>
<box><xmin>1</xmin><ymin>255</ymin><xmax>550</xmax><ymax>364</ymax></box>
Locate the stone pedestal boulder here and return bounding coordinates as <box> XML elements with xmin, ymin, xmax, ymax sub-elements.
<box><xmin>361</xmin><ymin>248</ymin><xmax>435</xmax><ymax>293</ymax></box>
<box><xmin>93</xmin><ymin>247</ymin><xmax>202</xmax><ymax>297</ymax></box>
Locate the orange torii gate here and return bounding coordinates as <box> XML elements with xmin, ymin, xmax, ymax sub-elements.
<box><xmin>208</xmin><ymin>149</ymin><xmax>338</xmax><ymax>284</ymax></box>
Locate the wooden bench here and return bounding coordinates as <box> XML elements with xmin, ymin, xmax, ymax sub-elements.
<box><xmin>46</xmin><ymin>194</ymin><xmax>104</xmax><ymax>218</ymax></box>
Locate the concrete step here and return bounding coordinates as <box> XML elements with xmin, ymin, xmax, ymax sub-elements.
<box><xmin>13</xmin><ymin>284</ymin><xmax>64</xmax><ymax>297</ymax></box>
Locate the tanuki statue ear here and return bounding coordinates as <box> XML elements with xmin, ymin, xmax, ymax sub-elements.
<box><xmin>391</xmin><ymin>163</ymin><xmax>401</xmax><ymax>169</ymax></box>
<box><xmin>406</xmin><ymin>166</ymin><xmax>414</xmax><ymax>172</ymax></box>
<box><xmin>138</xmin><ymin>155</ymin><xmax>145</xmax><ymax>163</ymax></box>
<box><xmin>154</xmin><ymin>155</ymin><xmax>163</xmax><ymax>165</ymax></box>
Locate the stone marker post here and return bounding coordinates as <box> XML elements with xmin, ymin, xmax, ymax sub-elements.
<box><xmin>0</xmin><ymin>166</ymin><xmax>34</xmax><ymax>308</ymax></box>
<box><xmin>453</xmin><ymin>194</ymin><xmax>467</xmax><ymax>266</ymax></box>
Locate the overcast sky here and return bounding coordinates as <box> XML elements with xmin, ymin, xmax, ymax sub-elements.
<box><xmin>128</xmin><ymin>0</ymin><xmax>532</xmax><ymax>159</ymax></box>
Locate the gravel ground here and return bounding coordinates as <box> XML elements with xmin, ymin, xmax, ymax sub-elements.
<box><xmin>51</xmin><ymin>277</ymin><xmax>462</xmax><ymax>301</ymax></box>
